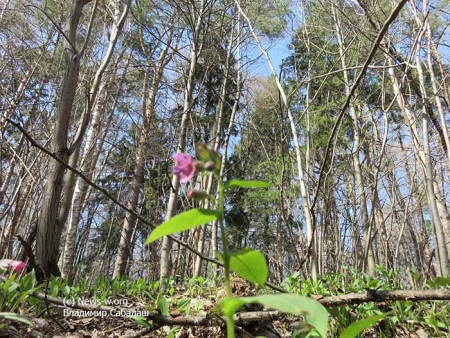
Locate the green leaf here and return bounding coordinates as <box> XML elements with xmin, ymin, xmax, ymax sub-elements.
<box><xmin>2</xmin><ymin>274</ymin><xmax>16</xmax><ymax>292</ymax></box>
<box><xmin>177</xmin><ymin>298</ymin><xmax>191</xmax><ymax>314</ymax></box>
<box><xmin>223</xmin><ymin>180</ymin><xmax>270</xmax><ymax>189</ymax></box>
<box><xmin>157</xmin><ymin>292</ymin><xmax>169</xmax><ymax>316</ymax></box>
<box><xmin>146</xmin><ymin>209</ymin><xmax>219</xmax><ymax>244</ymax></box>
<box><xmin>227</xmin><ymin>248</ymin><xmax>268</xmax><ymax>285</ymax></box>
<box><xmin>432</xmin><ymin>277</ymin><xmax>450</xmax><ymax>287</ymax></box>
<box><xmin>339</xmin><ymin>313</ymin><xmax>388</xmax><ymax>338</ymax></box>
<box><xmin>130</xmin><ymin>316</ymin><xmax>151</xmax><ymax>327</ymax></box>
<box><xmin>221</xmin><ymin>294</ymin><xmax>328</xmax><ymax>337</ymax></box>
<box><xmin>221</xmin><ymin>297</ymin><xmax>245</xmax><ymax>317</ymax></box>
<box><xmin>0</xmin><ymin>313</ymin><xmax>32</xmax><ymax>325</ymax></box>
<box><xmin>168</xmin><ymin>326</ymin><xmax>181</xmax><ymax>338</ymax></box>
<box><xmin>63</xmin><ymin>285</ymin><xmax>71</xmax><ymax>297</ymax></box>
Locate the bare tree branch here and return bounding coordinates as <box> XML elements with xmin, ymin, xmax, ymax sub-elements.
<box><xmin>311</xmin><ymin>0</ymin><xmax>409</xmax><ymax>211</ymax></box>
<box><xmin>6</xmin><ymin>118</ymin><xmax>285</xmax><ymax>293</ymax></box>
<box><xmin>23</xmin><ymin>4</ymin><xmax>77</xmax><ymax>53</ymax></box>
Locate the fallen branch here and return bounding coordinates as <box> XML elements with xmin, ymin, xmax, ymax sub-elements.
<box><xmin>5</xmin><ymin>118</ymin><xmax>285</xmax><ymax>294</ymax></box>
<box><xmin>317</xmin><ymin>288</ymin><xmax>450</xmax><ymax>306</ymax></box>
<box><xmin>2</xmin><ymin>274</ymin><xmax>446</xmax><ymax>329</ymax></box>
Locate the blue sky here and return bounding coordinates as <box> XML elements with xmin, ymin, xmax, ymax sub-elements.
<box><xmin>248</xmin><ymin>36</ymin><xmax>292</xmax><ymax>77</ymax></box>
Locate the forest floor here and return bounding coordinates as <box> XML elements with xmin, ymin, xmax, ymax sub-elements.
<box><xmin>1</xmin><ymin>274</ymin><xmax>448</xmax><ymax>337</ymax></box>
<box><xmin>2</xmin><ymin>283</ymin><xmax>446</xmax><ymax>337</ymax></box>
<box><xmin>2</xmin><ymin>307</ymin><xmax>438</xmax><ymax>338</ymax></box>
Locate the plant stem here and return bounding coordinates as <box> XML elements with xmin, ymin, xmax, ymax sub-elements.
<box><xmin>217</xmin><ymin>182</ymin><xmax>234</xmax><ymax>338</ymax></box>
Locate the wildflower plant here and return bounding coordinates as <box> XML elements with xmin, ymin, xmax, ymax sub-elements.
<box><xmin>0</xmin><ymin>260</ymin><xmax>26</xmax><ymax>274</ymax></box>
<box><xmin>0</xmin><ymin>260</ymin><xmax>33</xmax><ymax>326</ymax></box>
<box><xmin>146</xmin><ymin>143</ymin><xmax>329</xmax><ymax>337</ymax></box>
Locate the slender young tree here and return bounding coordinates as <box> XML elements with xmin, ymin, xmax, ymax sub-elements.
<box><xmin>113</xmin><ymin>12</ymin><xmax>178</xmax><ymax>277</ymax></box>
<box><xmin>193</xmin><ymin>2</ymin><xmax>241</xmax><ymax>277</ymax></box>
<box><xmin>331</xmin><ymin>3</ymin><xmax>376</xmax><ymax>276</ymax></box>
<box><xmin>159</xmin><ymin>0</ymin><xmax>209</xmax><ymax>287</ymax></box>
<box><xmin>236</xmin><ymin>0</ymin><xmax>319</xmax><ymax>280</ymax></box>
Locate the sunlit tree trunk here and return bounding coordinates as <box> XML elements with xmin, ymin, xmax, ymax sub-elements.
<box><xmin>1</xmin><ymin>179</ymin><xmax>33</xmax><ymax>258</ymax></box>
<box><xmin>368</xmin><ymin>113</ymin><xmax>393</xmax><ymax>270</ymax></box>
<box><xmin>422</xmin><ymin>115</ymin><xmax>450</xmax><ymax>276</ymax></box>
<box><xmin>60</xmin><ymin>0</ymin><xmax>130</xmax><ymax>282</ymax></box>
<box><xmin>208</xmin><ymin>12</ymin><xmax>243</xmax><ymax>280</ymax></box>
<box><xmin>114</xmin><ymin>27</ymin><xmax>175</xmax><ymax>277</ymax></box>
<box><xmin>433</xmin><ymin>181</ymin><xmax>450</xmax><ymax>255</ymax></box>
<box><xmin>397</xmin><ymin>134</ymin><xmax>433</xmax><ymax>278</ymax></box>
<box><xmin>344</xmin><ymin>173</ymin><xmax>363</xmax><ymax>267</ymax></box>
<box><xmin>409</xmin><ymin>0</ymin><xmax>450</xmax><ymax>165</ymax></box>
<box><xmin>36</xmin><ymin>0</ymin><xmax>95</xmax><ymax>277</ymax></box>
<box><xmin>414</xmin><ymin>40</ymin><xmax>450</xmax><ymax>277</ymax></box>
<box><xmin>236</xmin><ymin>0</ymin><xmax>318</xmax><ymax>280</ymax></box>
<box><xmin>386</xmin><ymin>55</ymin><xmax>450</xmax><ymax>277</ymax></box>
<box><xmin>193</xmin><ymin>10</ymin><xmax>237</xmax><ymax>277</ymax></box>
<box><xmin>1</xmin><ymin>74</ymin><xmax>50</xmax><ymax>259</ymax></box>
<box><xmin>159</xmin><ymin>0</ymin><xmax>206</xmax><ymax>287</ymax></box>
<box><xmin>332</xmin><ymin>6</ymin><xmax>375</xmax><ymax>276</ymax></box>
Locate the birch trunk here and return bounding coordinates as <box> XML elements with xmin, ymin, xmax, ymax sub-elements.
<box><xmin>58</xmin><ymin>0</ymin><xmax>130</xmax><ymax>281</ymax></box>
<box><xmin>114</xmin><ymin>26</ymin><xmax>175</xmax><ymax>277</ymax></box>
<box><xmin>332</xmin><ymin>6</ymin><xmax>376</xmax><ymax>275</ymax></box>
<box><xmin>159</xmin><ymin>0</ymin><xmax>206</xmax><ymax>287</ymax></box>
<box><xmin>235</xmin><ymin>0</ymin><xmax>318</xmax><ymax>280</ymax></box>
<box><xmin>386</xmin><ymin>56</ymin><xmax>450</xmax><ymax>277</ymax></box>
<box><xmin>414</xmin><ymin>39</ymin><xmax>450</xmax><ymax>276</ymax></box>
<box><xmin>58</xmin><ymin>0</ymin><xmax>130</xmax><ymax>229</ymax></box>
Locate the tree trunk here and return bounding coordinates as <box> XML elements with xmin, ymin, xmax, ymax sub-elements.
<box><xmin>113</xmin><ymin>128</ymin><xmax>147</xmax><ymax>277</ymax></box>
<box><xmin>422</xmin><ymin>116</ymin><xmax>450</xmax><ymax>276</ymax></box>
<box><xmin>114</xmin><ymin>26</ymin><xmax>174</xmax><ymax>277</ymax></box>
<box><xmin>159</xmin><ymin>0</ymin><xmax>206</xmax><ymax>288</ymax></box>
<box><xmin>235</xmin><ymin>0</ymin><xmax>318</xmax><ymax>280</ymax></box>
<box><xmin>208</xmin><ymin>13</ymin><xmax>243</xmax><ymax>281</ymax></box>
<box><xmin>193</xmin><ymin>13</ymin><xmax>236</xmax><ymax>277</ymax></box>
<box><xmin>386</xmin><ymin>55</ymin><xmax>450</xmax><ymax>277</ymax></box>
<box><xmin>414</xmin><ymin>45</ymin><xmax>450</xmax><ymax>277</ymax></box>
<box><xmin>36</xmin><ymin>0</ymin><xmax>91</xmax><ymax>277</ymax></box>
<box><xmin>59</xmin><ymin>0</ymin><xmax>130</xmax><ymax>282</ymax></box>
<box><xmin>333</xmin><ymin>7</ymin><xmax>375</xmax><ymax>276</ymax></box>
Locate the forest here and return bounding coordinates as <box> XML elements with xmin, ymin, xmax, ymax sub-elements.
<box><xmin>1</xmin><ymin>0</ymin><xmax>450</xmax><ymax>337</ymax></box>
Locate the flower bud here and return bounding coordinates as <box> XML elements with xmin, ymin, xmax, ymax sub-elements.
<box><xmin>0</xmin><ymin>259</ymin><xmax>26</xmax><ymax>273</ymax></box>
<box><xmin>195</xmin><ymin>143</ymin><xmax>211</xmax><ymax>161</ymax></box>
<box><xmin>187</xmin><ymin>190</ymin><xmax>210</xmax><ymax>201</ymax></box>
<box><xmin>195</xmin><ymin>143</ymin><xmax>221</xmax><ymax>173</ymax></box>
<box><xmin>204</xmin><ymin>160</ymin><xmax>215</xmax><ymax>171</ymax></box>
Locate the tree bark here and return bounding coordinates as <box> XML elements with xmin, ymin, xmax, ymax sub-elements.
<box><xmin>386</xmin><ymin>55</ymin><xmax>450</xmax><ymax>277</ymax></box>
<box><xmin>35</xmin><ymin>0</ymin><xmax>93</xmax><ymax>277</ymax></box>
<box><xmin>59</xmin><ymin>0</ymin><xmax>130</xmax><ymax>282</ymax></box>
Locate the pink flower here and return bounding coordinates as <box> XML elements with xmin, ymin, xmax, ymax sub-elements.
<box><xmin>172</xmin><ymin>153</ymin><xmax>197</xmax><ymax>183</ymax></box>
<box><xmin>10</xmin><ymin>261</ymin><xmax>26</xmax><ymax>273</ymax></box>
<box><xmin>0</xmin><ymin>259</ymin><xmax>26</xmax><ymax>273</ymax></box>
